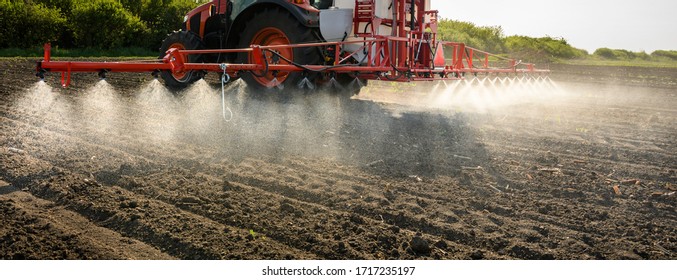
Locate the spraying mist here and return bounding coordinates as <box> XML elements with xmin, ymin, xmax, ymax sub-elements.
<box><xmin>14</xmin><ymin>74</ymin><xmax>576</xmax><ymax>176</ymax></box>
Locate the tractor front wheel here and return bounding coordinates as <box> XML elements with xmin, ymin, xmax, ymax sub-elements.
<box><xmin>159</xmin><ymin>30</ymin><xmax>205</xmax><ymax>89</ymax></box>
<box><xmin>236</xmin><ymin>8</ymin><xmax>321</xmax><ymax>92</ymax></box>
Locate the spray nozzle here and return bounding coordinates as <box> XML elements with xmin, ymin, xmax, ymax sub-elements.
<box><xmin>36</xmin><ymin>69</ymin><xmax>46</xmax><ymax>81</ymax></box>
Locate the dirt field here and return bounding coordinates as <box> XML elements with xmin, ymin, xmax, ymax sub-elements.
<box><xmin>1</xmin><ymin>58</ymin><xmax>675</xmax><ymax>259</ymax></box>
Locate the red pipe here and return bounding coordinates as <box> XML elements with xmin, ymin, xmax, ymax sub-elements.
<box><xmin>44</xmin><ymin>43</ymin><xmax>51</xmax><ymax>62</ymax></box>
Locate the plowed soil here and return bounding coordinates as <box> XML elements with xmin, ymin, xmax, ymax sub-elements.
<box><xmin>1</xmin><ymin>58</ymin><xmax>675</xmax><ymax>259</ymax></box>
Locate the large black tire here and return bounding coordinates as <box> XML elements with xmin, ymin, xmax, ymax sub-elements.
<box><xmin>159</xmin><ymin>30</ymin><xmax>205</xmax><ymax>89</ymax></box>
<box><xmin>236</xmin><ymin>7</ymin><xmax>321</xmax><ymax>92</ymax></box>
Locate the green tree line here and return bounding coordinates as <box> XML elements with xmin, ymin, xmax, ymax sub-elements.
<box><xmin>437</xmin><ymin>19</ymin><xmax>588</xmax><ymax>61</ymax></box>
<box><xmin>0</xmin><ymin>0</ymin><xmax>206</xmax><ymax>50</ymax></box>
<box><xmin>437</xmin><ymin>19</ymin><xmax>675</xmax><ymax>62</ymax></box>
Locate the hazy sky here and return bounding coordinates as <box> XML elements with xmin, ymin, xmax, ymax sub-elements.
<box><xmin>430</xmin><ymin>0</ymin><xmax>677</xmax><ymax>53</ymax></box>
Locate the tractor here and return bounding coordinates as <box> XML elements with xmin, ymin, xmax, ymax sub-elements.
<box><xmin>160</xmin><ymin>0</ymin><xmax>357</xmax><ymax>91</ymax></box>
<box><xmin>36</xmin><ymin>0</ymin><xmax>548</xmax><ymax>92</ymax></box>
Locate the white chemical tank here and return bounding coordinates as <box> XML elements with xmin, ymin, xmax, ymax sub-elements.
<box><xmin>319</xmin><ymin>8</ymin><xmax>353</xmax><ymax>42</ymax></box>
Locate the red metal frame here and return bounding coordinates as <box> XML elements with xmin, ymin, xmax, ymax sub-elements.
<box><xmin>36</xmin><ymin>0</ymin><xmax>549</xmax><ymax>88</ymax></box>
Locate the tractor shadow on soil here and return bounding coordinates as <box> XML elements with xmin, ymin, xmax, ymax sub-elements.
<box><xmin>195</xmin><ymin>83</ymin><xmax>507</xmax><ymax>188</ymax></box>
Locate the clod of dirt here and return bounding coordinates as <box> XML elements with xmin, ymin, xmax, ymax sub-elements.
<box><xmin>337</xmin><ymin>242</ymin><xmax>347</xmax><ymax>253</ymax></box>
<box><xmin>408</xmin><ymin>175</ymin><xmax>423</xmax><ymax>182</ymax></box>
<box><xmin>349</xmin><ymin>214</ymin><xmax>365</xmax><ymax>225</ymax></box>
<box><xmin>83</xmin><ymin>178</ymin><xmax>103</xmax><ymax>187</ymax></box>
<box><xmin>536</xmin><ymin>151</ymin><xmax>559</xmax><ymax>165</ymax></box>
<box><xmin>434</xmin><ymin>240</ymin><xmax>448</xmax><ymax>250</ymax></box>
<box><xmin>117</xmin><ymin>163</ymin><xmax>135</xmax><ymax>175</ymax></box>
<box><xmin>222</xmin><ymin>181</ymin><xmax>235</xmax><ymax>192</ymax></box>
<box><xmin>7</xmin><ymin>147</ymin><xmax>25</xmax><ymax>154</ymax></box>
<box><xmin>470</xmin><ymin>250</ymin><xmax>485</xmax><ymax>260</ymax></box>
<box><xmin>279</xmin><ymin>202</ymin><xmax>296</xmax><ymax>213</ymax></box>
<box><xmin>410</xmin><ymin>233</ymin><xmax>431</xmax><ymax>254</ymax></box>
<box><xmin>119</xmin><ymin>200</ymin><xmax>139</xmax><ymax>209</ymax></box>
<box><xmin>459</xmin><ymin>173</ymin><xmax>472</xmax><ymax>186</ymax></box>
<box><xmin>179</xmin><ymin>196</ymin><xmax>201</xmax><ymax>204</ymax></box>
<box><xmin>509</xmin><ymin>245</ymin><xmax>545</xmax><ymax>259</ymax></box>
<box><xmin>416</xmin><ymin>198</ymin><xmax>429</xmax><ymax>208</ymax></box>
<box><xmin>384</xmin><ymin>190</ymin><xmax>397</xmax><ymax>201</ymax></box>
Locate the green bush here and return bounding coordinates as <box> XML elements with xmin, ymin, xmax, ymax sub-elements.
<box><xmin>119</xmin><ymin>0</ymin><xmax>144</xmax><ymax>16</ymax></box>
<box><xmin>594</xmin><ymin>48</ymin><xmax>652</xmax><ymax>61</ymax></box>
<box><xmin>0</xmin><ymin>1</ymin><xmax>18</xmax><ymax>48</ymax></box>
<box><xmin>0</xmin><ymin>0</ymin><xmax>203</xmax><ymax>51</ymax></box>
<box><xmin>34</xmin><ymin>0</ymin><xmax>77</xmax><ymax>16</ymax></box>
<box><xmin>0</xmin><ymin>1</ymin><xmax>66</xmax><ymax>48</ymax></box>
<box><xmin>593</xmin><ymin>48</ymin><xmax>616</xmax><ymax>59</ymax></box>
<box><xmin>33</xmin><ymin>0</ymin><xmax>79</xmax><ymax>48</ymax></box>
<box><xmin>634</xmin><ymin>51</ymin><xmax>651</xmax><ymax>60</ymax></box>
<box><xmin>70</xmin><ymin>0</ymin><xmax>149</xmax><ymax>49</ymax></box>
<box><xmin>438</xmin><ymin>19</ymin><xmax>506</xmax><ymax>54</ymax></box>
<box><xmin>651</xmin><ymin>50</ymin><xmax>677</xmax><ymax>60</ymax></box>
<box><xmin>435</xmin><ymin>19</ymin><xmax>586</xmax><ymax>62</ymax></box>
<box><xmin>139</xmin><ymin>0</ymin><xmax>199</xmax><ymax>50</ymax></box>
<box><xmin>505</xmin><ymin>36</ymin><xmax>587</xmax><ymax>61</ymax></box>
<box><xmin>613</xmin><ymin>49</ymin><xmax>635</xmax><ymax>60</ymax></box>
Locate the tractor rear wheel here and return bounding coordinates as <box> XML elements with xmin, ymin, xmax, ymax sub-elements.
<box><xmin>236</xmin><ymin>7</ymin><xmax>321</xmax><ymax>92</ymax></box>
<box><xmin>159</xmin><ymin>30</ymin><xmax>205</xmax><ymax>89</ymax></box>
